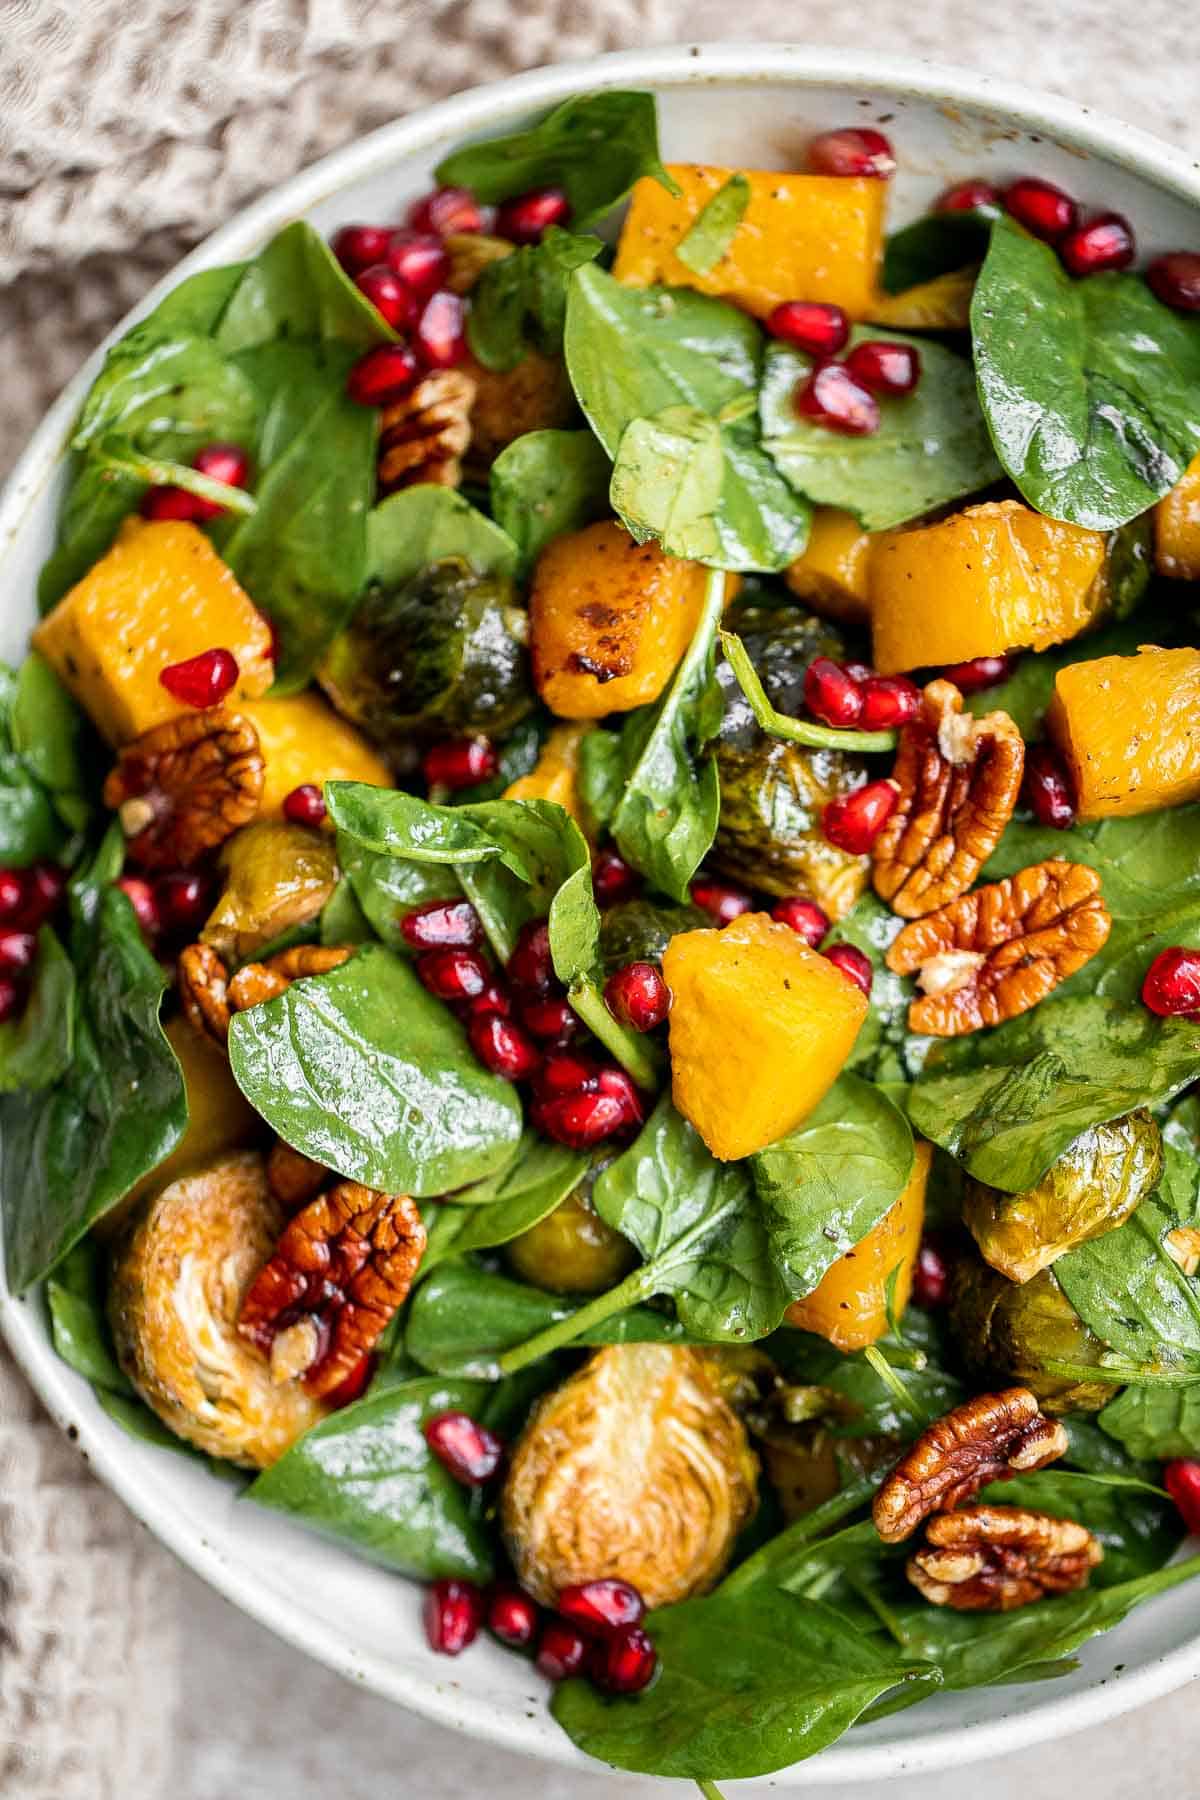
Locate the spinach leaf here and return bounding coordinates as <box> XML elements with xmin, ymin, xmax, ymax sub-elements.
<box><xmin>675</xmin><ymin>174</ymin><xmax>751</xmax><ymax>275</ymax></box>
<box><xmin>547</xmin><ymin>852</ymin><xmax>662</xmax><ymax>1090</ymax></box>
<box><xmin>12</xmin><ymin>654</ymin><xmax>95</xmax><ymax>833</ymax></box>
<box><xmin>0</xmin><ymin>927</ymin><xmax>74</xmax><ymax>1093</ymax></box>
<box><xmin>215</xmin><ymin>220</ymin><xmax>392</xmax><ymax>354</ymax></box>
<box><xmin>365</xmin><ymin>484</ymin><xmax>519</xmax><ymax>585</ymax></box>
<box><xmin>227</xmin><ymin>943</ymin><xmax>522</xmax><ymax>1196</ymax></box>
<box><xmin>420</xmin><ymin>1137</ymin><xmax>590</xmax><ymax>1272</ymax></box>
<box><xmin>468</xmin><ymin>228</ymin><xmax>602</xmax><ymax>372</ymax></box>
<box><xmin>609</xmin><ymin>405</ymin><xmax>731</xmax><ymax>564</ymax></box>
<box><xmin>1101</xmin><ymin>1382</ymin><xmax>1200</xmax><ymax>1460</ymax></box>
<box><xmin>38</xmin><ymin>460</ymin><xmax>144</xmax><ymax>615</ymax></box>
<box><xmin>564</xmin><ymin>265</ymin><xmax>809</xmax><ymax>571</ymax></box>
<box><xmin>336</xmin><ymin>832</ymin><xmax>460</xmax><ymax>949</ymax></box>
<box><xmin>760</xmin><ymin>331</ymin><xmax>1001</xmax><ymax>531</ymax></box>
<box><xmin>882</xmin><ymin>209</ymin><xmax>994</xmax><ymax>293</ymax></box>
<box><xmin>489</xmin><ymin>429</ymin><xmax>611</xmax><ymax>573</ymax></box>
<box><xmin>769</xmin><ymin>1310</ymin><xmax>965</xmax><ymax>1438</ymax></box>
<box><xmin>318</xmin><ymin>876</ymin><xmax>374</xmax><ymax>948</ymax></box>
<box><xmin>46</xmin><ymin>1236</ymin><xmax>131</xmax><ymax>1395</ymax></box>
<box><xmin>971</xmin><ymin>216</ymin><xmax>1200</xmax><ymax>529</ymax></box>
<box><xmin>576</xmin><ymin>727</ymin><xmax>625</xmax><ymax>834</ymax></box>
<box><xmin>434</xmin><ymin>90</ymin><xmax>677</xmax><ymax>227</ymax></box>
<box><xmin>982</xmin><ymin>1469</ymin><xmax>1179</xmax><ymax>1587</ymax></box>
<box><xmin>824</xmin><ymin>894</ymin><xmax>927</xmax><ymax>1085</ymax></box>
<box><xmin>0</xmin><ymin>663</ymin><xmax>84</xmax><ymax>865</ymax></box>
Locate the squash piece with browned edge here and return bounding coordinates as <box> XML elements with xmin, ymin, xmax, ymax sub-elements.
<box><xmin>239</xmin><ymin>690</ymin><xmax>392</xmax><ymax>818</ymax></box>
<box><xmin>33</xmin><ymin>518</ymin><xmax>274</xmax><ymax>745</ymax></box>
<box><xmin>869</xmin><ymin>500</ymin><xmax>1107</xmax><ymax>675</ymax></box>
<box><xmin>784</xmin><ymin>509</ymin><xmax>874</xmax><ymax>625</ymax></box>
<box><xmin>1155</xmin><ymin>452</ymin><xmax>1200</xmax><ymax>579</ymax></box>
<box><xmin>504</xmin><ymin>723</ymin><xmax>590</xmax><ymax>826</ymax></box>
<box><xmin>784</xmin><ymin>1142</ymin><xmax>931</xmax><ymax>1351</ymax></box>
<box><xmin>613</xmin><ymin>164</ymin><xmax>886</xmax><ymax>321</ymax></box>
<box><xmin>1047</xmin><ymin>646</ymin><xmax>1200</xmax><ymax>818</ymax></box>
<box><xmin>662</xmin><ymin>913</ymin><xmax>867</xmax><ymax>1162</ymax></box>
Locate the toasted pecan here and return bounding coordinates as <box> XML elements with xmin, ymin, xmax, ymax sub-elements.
<box><xmin>103</xmin><ymin>710</ymin><xmax>263</xmax><ymax>870</ymax></box>
<box><xmin>906</xmin><ymin>1503</ymin><xmax>1102</xmax><ymax>1611</ymax></box>
<box><xmin>378</xmin><ymin>368</ymin><xmax>477</xmax><ymax>493</ymax></box>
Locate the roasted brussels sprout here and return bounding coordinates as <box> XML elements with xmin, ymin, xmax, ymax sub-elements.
<box><xmin>109</xmin><ymin>1150</ymin><xmax>327</xmax><ymax>1467</ymax></box>
<box><xmin>964</xmin><ymin>1110</ymin><xmax>1162</xmax><ymax>1285</ymax></box>
<box><xmin>504</xmin><ymin>1152</ymin><xmax>636</xmax><ymax>1293</ymax></box>
<box><xmin>597</xmin><ymin>898</ymin><xmax>709</xmax><ymax>976</ymax></box>
<box><xmin>201</xmin><ymin>820</ymin><xmax>338</xmax><ymax>963</ymax></box>
<box><xmin>950</xmin><ymin>1254</ymin><xmax>1112</xmax><ymax>1414</ymax></box>
<box><xmin>501</xmin><ymin>1344</ymin><xmax>759</xmax><ymax>1607</ymax></box>
<box><xmin>318</xmin><ymin>557</ymin><xmax>532</xmax><ymax>750</ymax></box>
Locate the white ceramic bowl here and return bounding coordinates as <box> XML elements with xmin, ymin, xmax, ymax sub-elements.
<box><xmin>4</xmin><ymin>42</ymin><xmax>1200</xmax><ymax>1787</ymax></box>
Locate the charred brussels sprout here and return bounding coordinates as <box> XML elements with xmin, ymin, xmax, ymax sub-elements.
<box><xmin>319</xmin><ymin>556</ymin><xmax>532</xmax><ymax>749</ymax></box>
<box><xmin>950</xmin><ymin>1254</ymin><xmax>1112</xmax><ymax>1414</ymax></box>
<box><xmin>501</xmin><ymin>1344</ymin><xmax>759</xmax><ymax>1607</ymax></box>
<box><xmin>597</xmin><ymin>898</ymin><xmax>708</xmax><ymax>976</ymax></box>
<box><xmin>505</xmin><ymin>1152</ymin><xmax>636</xmax><ymax>1294</ymax></box>
<box><xmin>964</xmin><ymin>1110</ymin><xmax>1162</xmax><ymax>1285</ymax></box>
<box><xmin>201</xmin><ymin>820</ymin><xmax>338</xmax><ymax>964</ymax></box>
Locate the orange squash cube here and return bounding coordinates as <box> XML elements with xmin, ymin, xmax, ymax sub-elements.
<box><xmin>1155</xmin><ymin>452</ymin><xmax>1200</xmax><ymax>579</ymax></box>
<box><xmin>1047</xmin><ymin>646</ymin><xmax>1200</xmax><ymax>819</ymax></box>
<box><xmin>504</xmin><ymin>723</ymin><xmax>590</xmax><ymax>826</ymax></box>
<box><xmin>784</xmin><ymin>508</ymin><xmax>874</xmax><ymax>625</ymax></box>
<box><xmin>239</xmin><ymin>691</ymin><xmax>393</xmax><ymax>819</ymax></box>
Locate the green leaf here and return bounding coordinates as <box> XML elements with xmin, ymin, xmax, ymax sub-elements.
<box><xmin>0</xmin><ymin>927</ymin><xmax>74</xmax><ymax>1093</ymax></box>
<box><xmin>11</xmin><ymin>654</ymin><xmax>95</xmax><ymax>826</ymax></box>
<box><xmin>421</xmin><ymin>1137</ymin><xmax>590</xmax><ymax>1272</ymax></box>
<box><xmin>318</xmin><ymin>876</ymin><xmax>374</xmax><ymax>948</ymax></box>
<box><xmin>227</xmin><ymin>943</ymin><xmax>522</xmax><ymax>1197</ymax></box>
<box><xmin>336</xmin><ymin>832</ymin><xmax>460</xmax><ymax>949</ymax></box>
<box><xmin>215</xmin><ymin>220</ymin><xmax>393</xmax><ymax>354</ymax></box>
<box><xmin>547</xmin><ymin>856</ymin><xmax>663</xmax><ymax>1090</ymax></box>
<box><xmin>365</xmin><ymin>485</ymin><xmax>519</xmax><ymax>586</ymax></box>
<box><xmin>882</xmin><ymin>210</ymin><xmax>994</xmax><ymax>293</ymax></box>
<box><xmin>768</xmin><ymin>1309</ymin><xmax>964</xmax><ymax>1439</ymax></box>
<box><xmin>609</xmin><ymin>405</ymin><xmax>728</xmax><ymax>561</ymax></box>
<box><xmin>468</xmin><ymin>227</ymin><xmax>602</xmax><ymax>372</ymax></box>
<box><xmin>435</xmin><ymin>90</ymin><xmax>678</xmax><ymax>227</ymax></box>
<box><xmin>675</xmin><ymin>174</ymin><xmax>751</xmax><ymax>275</ymax></box>
<box><xmin>760</xmin><ymin>331</ymin><xmax>1002</xmax><ymax>530</ymax></box>
<box><xmin>717</xmin><ymin>626</ymin><xmax>897</xmax><ymax>754</ymax></box>
<box><xmin>971</xmin><ymin>216</ymin><xmax>1200</xmax><ymax>528</ymax></box>
<box><xmin>489</xmin><ymin>429</ymin><xmax>611</xmax><ymax>573</ymax></box>
<box><xmin>1101</xmin><ymin>1382</ymin><xmax>1200</xmax><ymax>1460</ymax></box>
<box><xmin>46</xmin><ymin>1237</ymin><xmax>132</xmax><ymax>1395</ymax></box>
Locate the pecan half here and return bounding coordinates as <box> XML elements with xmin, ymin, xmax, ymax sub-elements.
<box><xmin>873</xmin><ymin>1388</ymin><xmax>1068</xmax><ymax>1543</ymax></box>
<box><xmin>885</xmin><ymin>859</ymin><xmax>1111</xmax><ymax>1036</ymax></box>
<box><xmin>906</xmin><ymin>1504</ymin><xmax>1102</xmax><ymax>1611</ymax></box>
<box><xmin>873</xmin><ymin>680</ymin><xmax>1025</xmax><ymax>919</ymax></box>
<box><xmin>378</xmin><ymin>368</ymin><xmax>477</xmax><ymax>493</ymax></box>
<box><xmin>178</xmin><ymin>942</ymin><xmax>231</xmax><ymax>1043</ymax></box>
<box><xmin>181</xmin><ymin>943</ymin><xmax>355</xmax><ymax>1046</ymax></box>
<box><xmin>238</xmin><ymin>1180</ymin><xmax>426</xmax><ymax>1398</ymax></box>
<box><xmin>267</xmin><ymin>1139</ymin><xmax>328</xmax><ymax>1213</ymax></box>
<box><xmin>103</xmin><ymin>711</ymin><xmax>264</xmax><ymax>870</ymax></box>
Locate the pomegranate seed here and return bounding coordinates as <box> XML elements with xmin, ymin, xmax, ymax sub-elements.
<box><xmin>1022</xmin><ymin>744</ymin><xmax>1077</xmax><ymax>829</ymax></box>
<box><xmin>596</xmin><ymin>1065</ymin><xmax>646</xmax><ymax>1129</ymax></box>
<box><xmin>520</xmin><ymin>995</ymin><xmax>580</xmax><ymax>1043</ymax></box>
<box><xmin>860</xmin><ymin>674</ymin><xmax>921</xmax><ymax>729</ymax></box>
<box><xmin>532</xmin><ymin>1050</ymin><xmax>600</xmax><ymax>1100</ymax></box>
<box><xmin>353</xmin><ymin>263</ymin><xmax>418</xmax><ymax>330</ymax></box>
<box><xmin>823</xmin><ymin>941</ymin><xmax>874</xmax><ymax>997</ymax></box>
<box><xmin>804</xmin><ymin>656</ymin><xmax>864</xmax><ymax>728</ymax></box>
<box><xmin>408</xmin><ymin>186</ymin><xmax>486</xmax><ymax>236</ymax></box>
<box><xmin>1165</xmin><ymin>1460</ymin><xmax>1200</xmax><ymax>1535</ymax></box>
<box><xmin>592</xmin><ymin>846</ymin><xmax>640</xmax><ymax>906</ymax></box>
<box><xmin>345</xmin><ymin>342</ymin><xmax>420</xmax><ymax>406</ymax></box>
<box><xmin>795</xmin><ymin>361</ymin><xmax>880</xmax><ymax>436</ymax></box>
<box><xmin>0</xmin><ymin>930</ymin><xmax>37</xmax><ymax>974</ymax></box>
<box><xmin>771</xmin><ymin>897</ymin><xmax>830</xmax><ymax>947</ymax></box>
<box><xmin>808</xmin><ymin>127</ymin><xmax>895</xmax><ymax>179</ymax></box>
<box><xmin>766</xmin><ymin>300</ymin><xmax>850</xmax><ymax>357</ymax></box>
<box><xmin>508</xmin><ymin>919</ymin><xmax>555</xmax><ymax>995</ymax></box>
<box><xmin>593</xmin><ymin>1623</ymin><xmax>658</xmax><ymax>1694</ymax></box>
<box><xmin>331</xmin><ymin>223</ymin><xmax>392</xmax><ymax>275</ymax></box>
<box><xmin>416</xmin><ymin>947</ymin><xmax>490</xmax><ymax>1002</ymax></box>
<box><xmin>845</xmin><ymin>340</ymin><xmax>921</xmax><ymax>397</ymax></box>
<box><xmin>415</xmin><ymin>290</ymin><xmax>468</xmax><ymax>370</ymax></box>
<box><xmin>488</xmin><ymin>1585</ymin><xmax>540</xmax><ymax>1649</ymax></box>
<box><xmin>822</xmin><ymin>780</ymin><xmax>898</xmax><ymax>854</ymax></box>
<box><xmin>536</xmin><ymin>1618</ymin><xmax>590</xmax><ymax>1681</ymax></box>
<box><xmin>385</xmin><ymin>229</ymin><xmax>450</xmax><ymax>299</ymax></box>
<box><xmin>912</xmin><ymin>1235</ymin><xmax>951</xmax><ymax>1308</ymax></box>
<box><xmin>936</xmin><ymin>179</ymin><xmax>1001</xmax><ymax>213</ymax></box>
<box><xmin>1004</xmin><ymin>177</ymin><xmax>1079</xmax><ymax>242</ymax></box>
<box><xmin>140</xmin><ymin>486</ymin><xmax>208</xmax><ymax>522</ymax></box>
<box><xmin>423</xmin><ymin>1410</ymin><xmax>504</xmax><ymax>1485</ymax></box>
<box><xmin>192</xmin><ymin>442</ymin><xmax>250</xmax><ymax>490</ymax></box>
<box><xmin>423</xmin><ymin>1579</ymin><xmax>484</xmax><ymax>1655</ymax></box>
<box><xmin>0</xmin><ymin>977</ymin><xmax>23</xmax><ymax>1024</ymax></box>
<box><xmin>423</xmin><ymin>736</ymin><xmax>496</xmax><ymax>791</ymax></box>
<box><xmin>276</xmin><ymin>783</ymin><xmax>326</xmax><ymax>829</ymax></box>
<box><xmin>1147</xmin><ymin>252</ymin><xmax>1200</xmax><ymax>313</ymax></box>
<box><xmin>15</xmin><ymin>863</ymin><xmax>65</xmax><ymax>929</ymax></box>
<box><xmin>154</xmin><ymin>871</ymin><xmax>212</xmax><ymax>937</ymax></box>
<box><xmin>558</xmin><ymin>1578</ymin><xmax>645</xmax><ymax>1638</ymax></box>
<box><xmin>0</xmin><ymin>870</ymin><xmax>25</xmax><ymax>922</ymax></box>
<box><xmin>462</xmin><ymin>979</ymin><xmax>512</xmax><ymax>1019</ymax></box>
<box><xmin>325</xmin><ymin>1352</ymin><xmax>374</xmax><ymax>1407</ymax></box>
<box><xmin>400</xmin><ymin>899</ymin><xmax>482</xmax><ymax>951</ymax></box>
<box><xmin>938</xmin><ymin>654</ymin><xmax>1014</xmax><ymax>694</ymax></box>
<box><xmin>1142</xmin><ymin>948</ymin><xmax>1200</xmax><ymax>1018</ymax></box>
<box><xmin>604</xmin><ymin>961</ymin><xmax>671</xmax><ymax>1032</ymax></box>
<box><xmin>115</xmin><ymin>876</ymin><xmax>159</xmax><ymax>938</ymax></box>
<box><xmin>535</xmin><ymin>1090</ymin><xmax>627</xmax><ymax>1149</ymax></box>
<box><xmin>1059</xmin><ymin>212</ymin><xmax>1135</xmax><ymax>278</ymax></box>
<box><xmin>690</xmin><ymin>877</ymin><xmax>753</xmax><ymax>925</ymax></box>
<box><xmin>160</xmin><ymin>647</ymin><xmax>238</xmax><ymax>709</ymax></box>
<box><xmin>495</xmin><ymin>186</ymin><xmax>572</xmax><ymax>245</ymax></box>
<box><xmin>469</xmin><ymin>1012</ymin><xmax>541</xmax><ymax>1080</ymax></box>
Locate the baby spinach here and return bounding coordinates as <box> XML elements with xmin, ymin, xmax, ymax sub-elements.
<box><xmin>0</xmin><ymin>659</ymin><xmax>92</xmax><ymax>864</ymax></box>
<box><xmin>215</xmin><ymin>220</ymin><xmax>392</xmax><ymax>354</ymax></box>
<box><xmin>0</xmin><ymin>928</ymin><xmax>74</xmax><ymax>1093</ymax></box>
<box><xmin>882</xmin><ymin>207</ymin><xmax>994</xmax><ymax>293</ymax></box>
<box><xmin>336</xmin><ymin>832</ymin><xmax>466</xmax><ymax>950</ymax></box>
<box><xmin>1101</xmin><ymin>1382</ymin><xmax>1200</xmax><ymax>1460</ymax></box>
<box><xmin>419</xmin><ymin>1138</ymin><xmax>590</xmax><ymax>1274</ymax></box>
<box><xmin>489</xmin><ymin>429</ymin><xmax>611</xmax><ymax>572</ymax></box>
<box><xmin>365</xmin><ymin>484</ymin><xmax>519</xmax><ymax>586</ymax></box>
<box><xmin>547</xmin><ymin>851</ymin><xmax>662</xmax><ymax>1089</ymax></box>
<box><xmin>759</xmin><ymin>331</ymin><xmax>1002</xmax><ymax>530</ymax></box>
<box><xmin>675</xmin><ymin>173</ymin><xmax>750</xmax><ymax>274</ymax></box>
<box><xmin>468</xmin><ymin>227</ymin><xmax>602</xmax><ymax>371</ymax></box>
<box><xmin>769</xmin><ymin>1310</ymin><xmax>965</xmax><ymax>1438</ymax></box>
<box><xmin>972</xmin><ymin>216</ymin><xmax>1200</xmax><ymax>529</ymax></box>
<box><xmin>227</xmin><ymin>943</ymin><xmax>522</xmax><ymax>1196</ymax></box>
<box><xmin>434</xmin><ymin>90</ymin><xmax>677</xmax><ymax>227</ymax></box>
<box><xmin>46</xmin><ymin>1236</ymin><xmax>131</xmax><ymax>1396</ymax></box>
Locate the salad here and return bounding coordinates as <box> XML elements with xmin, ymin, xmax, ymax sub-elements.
<box><xmin>7</xmin><ymin>85</ymin><xmax>1200</xmax><ymax>1792</ymax></box>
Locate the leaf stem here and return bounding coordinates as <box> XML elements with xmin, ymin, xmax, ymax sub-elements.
<box><xmin>568</xmin><ymin>977</ymin><xmax>662</xmax><ymax>1091</ymax></box>
<box><xmin>495</xmin><ymin>1266</ymin><xmax>654</xmax><ymax>1375</ymax></box>
<box><xmin>93</xmin><ymin>437</ymin><xmax>258</xmax><ymax>517</ymax></box>
<box><xmin>719</xmin><ymin>1472</ymin><xmax>879</xmax><ymax>1598</ymax></box>
<box><xmin>864</xmin><ymin>1343</ymin><xmax>924</xmax><ymax>1422</ymax></box>
<box><xmin>844</xmin><ymin>1569</ymin><xmax>912</xmax><ymax>1650</ymax></box>
<box><xmin>718</xmin><ymin>628</ymin><xmax>897</xmax><ymax>754</ymax></box>
<box><xmin>695</xmin><ymin>1781</ymin><xmax>727</xmax><ymax>1800</ymax></box>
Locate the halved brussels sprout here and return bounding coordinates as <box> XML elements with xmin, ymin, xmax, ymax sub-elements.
<box><xmin>201</xmin><ymin>820</ymin><xmax>338</xmax><ymax>963</ymax></box>
<box><xmin>964</xmin><ymin>1110</ymin><xmax>1162</xmax><ymax>1285</ymax></box>
<box><xmin>950</xmin><ymin>1253</ymin><xmax>1112</xmax><ymax>1414</ymax></box>
<box><xmin>597</xmin><ymin>898</ymin><xmax>709</xmax><ymax>977</ymax></box>
<box><xmin>108</xmin><ymin>1150</ymin><xmax>327</xmax><ymax>1467</ymax></box>
<box><xmin>504</xmin><ymin>1151</ymin><xmax>636</xmax><ymax>1294</ymax></box>
<box><xmin>501</xmin><ymin>1344</ymin><xmax>759</xmax><ymax>1607</ymax></box>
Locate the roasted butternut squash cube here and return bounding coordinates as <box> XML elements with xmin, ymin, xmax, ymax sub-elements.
<box><xmin>613</xmin><ymin>164</ymin><xmax>886</xmax><ymax>320</ymax></box>
<box><xmin>869</xmin><ymin>501</ymin><xmax>1107</xmax><ymax>675</ymax></box>
<box><xmin>785</xmin><ymin>1141</ymin><xmax>931</xmax><ymax>1350</ymax></box>
<box><xmin>662</xmin><ymin>912</ymin><xmax>867</xmax><ymax>1162</ymax></box>
<box><xmin>33</xmin><ymin>518</ymin><xmax>273</xmax><ymax>744</ymax></box>
<box><xmin>784</xmin><ymin>508</ymin><xmax>874</xmax><ymax>625</ymax></box>
<box><xmin>1047</xmin><ymin>646</ymin><xmax>1200</xmax><ymax>818</ymax></box>
<box><xmin>239</xmin><ymin>691</ymin><xmax>393</xmax><ymax>818</ymax></box>
<box><xmin>504</xmin><ymin>723</ymin><xmax>590</xmax><ymax>825</ymax></box>
<box><xmin>1155</xmin><ymin>453</ymin><xmax>1200</xmax><ymax>580</ymax></box>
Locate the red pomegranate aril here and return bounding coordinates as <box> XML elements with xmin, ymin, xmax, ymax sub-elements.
<box><xmin>823</xmin><ymin>941</ymin><xmax>874</xmax><ymax>997</ymax></box>
<box><xmin>795</xmin><ymin>361</ymin><xmax>880</xmax><ymax>436</ymax></box>
<box><xmin>935</xmin><ymin>179</ymin><xmax>1001</xmax><ymax>214</ymax></box>
<box><xmin>0</xmin><ymin>870</ymin><xmax>25</xmax><ymax>922</ymax></box>
<box><xmin>423</xmin><ymin>1410</ymin><xmax>504</xmax><ymax>1485</ymax></box>
<box><xmin>557</xmin><ymin>1578</ymin><xmax>645</xmax><ymax>1639</ymax></box>
<box><xmin>408</xmin><ymin>185</ymin><xmax>486</xmax><ymax>237</ymax></box>
<box><xmin>843</xmin><ymin>660</ymin><xmax>874</xmax><ymax>684</ymax></box>
<box><xmin>0</xmin><ymin>977</ymin><xmax>23</xmax><ymax>1024</ymax></box>
<box><xmin>1165</xmin><ymin>1460</ymin><xmax>1200</xmax><ymax>1535</ymax></box>
<box><xmin>488</xmin><ymin>1585</ymin><xmax>540</xmax><ymax>1650</ymax></box>
<box><xmin>160</xmin><ymin>647</ymin><xmax>239</xmax><ymax>709</ymax></box>
<box><xmin>937</xmin><ymin>653</ymin><xmax>1014</xmax><ymax>694</ymax></box>
<box><xmin>604</xmin><ymin>961</ymin><xmax>670</xmax><ymax>1033</ymax></box>
<box><xmin>415</xmin><ymin>290</ymin><xmax>468</xmax><ymax>369</ymax></box>
<box><xmin>508</xmin><ymin>918</ymin><xmax>555</xmax><ymax>995</ymax></box>
<box><xmin>596</xmin><ymin>1065</ymin><xmax>646</xmax><ymax>1129</ymax></box>
<box><xmin>469</xmin><ymin>1011</ymin><xmax>541</xmax><ymax>1081</ymax></box>
<box><xmin>345</xmin><ymin>342</ymin><xmax>421</xmax><ymax>406</ymax></box>
<box><xmin>766</xmin><ymin>300</ymin><xmax>850</xmax><ymax>357</ymax></box>
<box><xmin>808</xmin><ymin>127</ymin><xmax>895</xmax><ymax>179</ymax></box>
<box><xmin>593</xmin><ymin>1622</ymin><xmax>658</xmax><ymax>1694</ymax></box>
<box><xmin>1004</xmin><ymin>176</ymin><xmax>1079</xmax><ymax>242</ymax></box>
<box><xmin>416</xmin><ymin>946</ymin><xmax>491</xmax><ymax>1002</ymax></box>
<box><xmin>463</xmin><ymin>979</ymin><xmax>512</xmax><ymax>1020</ymax></box>
<box><xmin>424</xmin><ymin>1579</ymin><xmax>484</xmax><ymax>1656</ymax></box>
<box><xmin>690</xmin><ymin>876</ymin><xmax>754</xmax><ymax>925</ymax></box>
<box><xmin>533</xmin><ymin>1050</ymin><xmax>600</xmax><ymax>1100</ymax></box>
<box><xmin>822</xmin><ymin>779</ymin><xmax>898</xmax><ymax>853</ymax></box>
<box><xmin>192</xmin><ymin>442</ymin><xmax>251</xmax><ymax>490</ymax></box>
<box><xmin>400</xmin><ymin>898</ymin><xmax>482</xmax><ymax>951</ymax></box>
<box><xmin>1147</xmin><ymin>252</ymin><xmax>1200</xmax><ymax>313</ymax></box>
<box><xmin>592</xmin><ymin>846</ymin><xmax>640</xmax><ymax>907</ymax></box>
<box><xmin>423</xmin><ymin>736</ymin><xmax>497</xmax><ymax>791</ymax></box>
<box><xmin>521</xmin><ymin>995</ymin><xmax>580</xmax><ymax>1043</ymax></box>
<box><xmin>115</xmin><ymin>876</ymin><xmax>160</xmax><ymax>938</ymax></box>
<box><xmin>280</xmin><ymin>783</ymin><xmax>327</xmax><ymax>829</ymax></box>
<box><xmin>1059</xmin><ymin>212</ymin><xmax>1135</xmax><ymax>278</ymax></box>
<box><xmin>353</xmin><ymin>263</ymin><xmax>418</xmax><ymax>330</ymax></box>
<box><xmin>535</xmin><ymin>1618</ymin><xmax>590</xmax><ymax>1681</ymax></box>
<box><xmin>140</xmin><ymin>486</ymin><xmax>207</xmax><ymax>522</ymax></box>
<box><xmin>16</xmin><ymin>862</ymin><xmax>65</xmax><ymax>928</ymax></box>
<box><xmin>845</xmin><ymin>339</ymin><xmax>921</xmax><ymax>397</ymax></box>
<box><xmin>331</xmin><ymin>222</ymin><xmax>392</xmax><ymax>275</ymax></box>
<box><xmin>912</xmin><ymin>1235</ymin><xmax>951</xmax><ymax>1309</ymax></box>
<box><xmin>325</xmin><ymin>1352</ymin><xmax>374</xmax><ymax>1408</ymax></box>
<box><xmin>771</xmin><ymin>897</ymin><xmax>830</xmax><ymax>947</ymax></box>
<box><xmin>804</xmin><ymin>656</ymin><xmax>864</xmax><ymax>728</ymax></box>
<box><xmin>536</xmin><ymin>1090</ymin><xmax>627</xmax><ymax>1149</ymax></box>
<box><xmin>860</xmin><ymin>674</ymin><xmax>921</xmax><ymax>729</ymax></box>
<box><xmin>1022</xmin><ymin>744</ymin><xmax>1077</xmax><ymax>830</ymax></box>
<box><xmin>495</xmin><ymin>186</ymin><xmax>572</xmax><ymax>245</ymax></box>
<box><xmin>0</xmin><ymin>930</ymin><xmax>37</xmax><ymax>974</ymax></box>
<box><xmin>154</xmin><ymin>870</ymin><xmax>212</xmax><ymax>938</ymax></box>
<box><xmin>1142</xmin><ymin>948</ymin><xmax>1200</xmax><ymax>1018</ymax></box>
<box><xmin>385</xmin><ymin>229</ymin><xmax>450</xmax><ymax>299</ymax></box>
